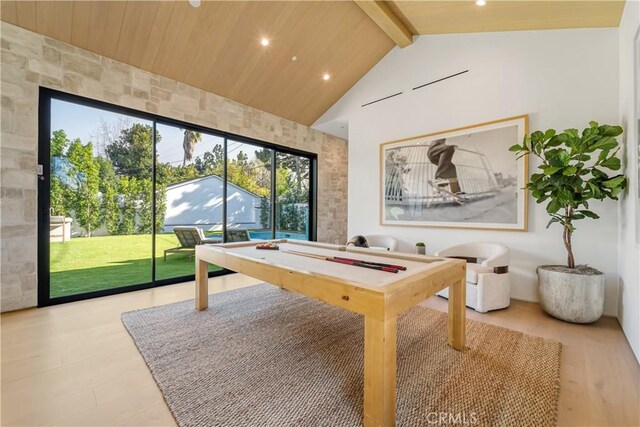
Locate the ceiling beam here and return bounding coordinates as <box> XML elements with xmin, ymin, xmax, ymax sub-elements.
<box><xmin>354</xmin><ymin>1</ymin><xmax>413</xmax><ymax>48</ymax></box>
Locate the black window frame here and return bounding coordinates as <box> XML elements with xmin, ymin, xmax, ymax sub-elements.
<box><xmin>37</xmin><ymin>87</ymin><xmax>318</xmax><ymax>307</ymax></box>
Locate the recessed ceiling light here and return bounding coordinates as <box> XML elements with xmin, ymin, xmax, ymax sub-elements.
<box><xmin>475</xmin><ymin>0</ymin><xmax>486</xmax><ymax>5</ymax></box>
<box><xmin>261</xmin><ymin>38</ymin><xmax>270</xmax><ymax>47</ymax></box>
<box><xmin>323</xmin><ymin>73</ymin><xmax>330</xmax><ymax>81</ymax></box>
<box><xmin>189</xmin><ymin>0</ymin><xmax>201</xmax><ymax>8</ymax></box>
<box><xmin>291</xmin><ymin>56</ymin><xmax>298</xmax><ymax>62</ymax></box>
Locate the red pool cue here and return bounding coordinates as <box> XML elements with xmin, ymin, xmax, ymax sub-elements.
<box><xmin>329</xmin><ymin>257</ymin><xmax>399</xmax><ymax>273</ymax></box>
<box><xmin>283</xmin><ymin>250</ymin><xmax>399</xmax><ymax>273</ymax></box>
<box><xmin>333</xmin><ymin>256</ymin><xmax>407</xmax><ymax>271</ymax></box>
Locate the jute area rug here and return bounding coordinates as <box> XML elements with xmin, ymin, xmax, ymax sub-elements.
<box><xmin>122</xmin><ymin>284</ymin><xmax>561</xmax><ymax>427</ymax></box>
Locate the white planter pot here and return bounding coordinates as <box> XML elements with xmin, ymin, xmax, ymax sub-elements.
<box><xmin>537</xmin><ymin>265</ymin><xmax>605</xmax><ymax>323</ymax></box>
<box><xmin>416</xmin><ymin>246</ymin><xmax>426</xmax><ymax>255</ymax></box>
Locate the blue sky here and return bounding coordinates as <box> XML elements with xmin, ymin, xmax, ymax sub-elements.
<box><xmin>50</xmin><ymin>99</ymin><xmax>257</xmax><ymax>165</ymax></box>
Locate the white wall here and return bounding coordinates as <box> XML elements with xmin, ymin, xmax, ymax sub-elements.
<box><xmin>617</xmin><ymin>1</ymin><xmax>640</xmax><ymax>362</ymax></box>
<box><xmin>315</xmin><ymin>28</ymin><xmax>622</xmax><ymax>315</ymax></box>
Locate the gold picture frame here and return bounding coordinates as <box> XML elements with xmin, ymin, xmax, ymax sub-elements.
<box><xmin>380</xmin><ymin>115</ymin><xmax>529</xmax><ymax>231</ymax></box>
<box><xmin>634</xmin><ymin>27</ymin><xmax>640</xmax><ymax>245</ymax></box>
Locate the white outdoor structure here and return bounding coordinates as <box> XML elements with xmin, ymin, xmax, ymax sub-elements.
<box><xmin>163</xmin><ymin>175</ymin><xmax>264</xmax><ymax>233</ymax></box>
<box><xmin>435</xmin><ymin>242</ymin><xmax>511</xmax><ymax>313</ymax></box>
<box><xmin>49</xmin><ymin>216</ymin><xmax>72</xmax><ymax>242</ymax></box>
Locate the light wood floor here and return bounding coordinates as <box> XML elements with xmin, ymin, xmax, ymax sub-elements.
<box><xmin>1</xmin><ymin>274</ymin><xmax>639</xmax><ymax>426</ymax></box>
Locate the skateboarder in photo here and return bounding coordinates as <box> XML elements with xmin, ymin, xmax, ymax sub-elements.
<box><xmin>427</xmin><ymin>138</ymin><xmax>465</xmax><ymax>204</ymax></box>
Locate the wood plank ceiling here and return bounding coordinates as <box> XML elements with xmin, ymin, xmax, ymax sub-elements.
<box><xmin>0</xmin><ymin>1</ymin><xmax>394</xmax><ymax>126</ymax></box>
<box><xmin>0</xmin><ymin>1</ymin><xmax>626</xmax><ymax>126</ymax></box>
<box><xmin>387</xmin><ymin>1</ymin><xmax>626</xmax><ymax>36</ymax></box>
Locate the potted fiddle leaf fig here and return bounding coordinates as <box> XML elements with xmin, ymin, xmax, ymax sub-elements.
<box><xmin>510</xmin><ymin>122</ymin><xmax>627</xmax><ymax>323</ymax></box>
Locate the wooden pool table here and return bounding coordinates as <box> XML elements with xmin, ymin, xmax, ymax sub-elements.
<box><xmin>195</xmin><ymin>240</ymin><xmax>466</xmax><ymax>427</ymax></box>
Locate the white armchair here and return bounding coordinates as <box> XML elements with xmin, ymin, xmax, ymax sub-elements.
<box><xmin>363</xmin><ymin>235</ymin><xmax>399</xmax><ymax>251</ymax></box>
<box><xmin>435</xmin><ymin>243</ymin><xmax>510</xmax><ymax>313</ymax></box>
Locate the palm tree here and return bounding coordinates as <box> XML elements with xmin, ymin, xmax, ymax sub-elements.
<box><xmin>182</xmin><ymin>130</ymin><xmax>202</xmax><ymax>166</ymax></box>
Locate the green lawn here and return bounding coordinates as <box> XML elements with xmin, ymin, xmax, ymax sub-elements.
<box><xmin>50</xmin><ymin>234</ymin><xmax>222</xmax><ymax>298</ymax></box>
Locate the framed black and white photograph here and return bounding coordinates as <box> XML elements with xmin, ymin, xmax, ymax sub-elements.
<box><xmin>380</xmin><ymin>115</ymin><xmax>529</xmax><ymax>231</ymax></box>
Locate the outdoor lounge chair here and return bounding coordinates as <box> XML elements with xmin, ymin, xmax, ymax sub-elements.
<box><xmin>164</xmin><ymin>226</ymin><xmax>222</xmax><ymax>261</ymax></box>
<box><xmin>226</xmin><ymin>229</ymin><xmax>251</xmax><ymax>243</ymax></box>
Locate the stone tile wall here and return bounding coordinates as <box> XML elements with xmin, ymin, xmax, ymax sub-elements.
<box><xmin>0</xmin><ymin>23</ymin><xmax>348</xmax><ymax>312</ymax></box>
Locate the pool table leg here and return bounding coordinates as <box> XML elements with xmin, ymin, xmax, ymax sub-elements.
<box><xmin>195</xmin><ymin>258</ymin><xmax>209</xmax><ymax>310</ymax></box>
<box><xmin>448</xmin><ymin>274</ymin><xmax>466</xmax><ymax>351</ymax></box>
<box><xmin>363</xmin><ymin>315</ymin><xmax>397</xmax><ymax>427</ymax></box>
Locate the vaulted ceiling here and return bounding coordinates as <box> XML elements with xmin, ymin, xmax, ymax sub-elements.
<box><xmin>0</xmin><ymin>1</ymin><xmax>626</xmax><ymax>127</ymax></box>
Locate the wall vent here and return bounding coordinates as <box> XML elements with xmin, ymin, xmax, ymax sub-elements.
<box><xmin>361</xmin><ymin>92</ymin><xmax>403</xmax><ymax>108</ymax></box>
<box><xmin>412</xmin><ymin>70</ymin><xmax>469</xmax><ymax>91</ymax></box>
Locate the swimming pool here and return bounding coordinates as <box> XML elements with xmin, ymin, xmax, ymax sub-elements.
<box><xmin>201</xmin><ymin>230</ymin><xmax>308</xmax><ymax>241</ymax></box>
<box><xmin>249</xmin><ymin>230</ymin><xmax>307</xmax><ymax>240</ymax></box>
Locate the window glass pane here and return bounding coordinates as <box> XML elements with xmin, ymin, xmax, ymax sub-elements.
<box><xmin>275</xmin><ymin>153</ymin><xmax>310</xmax><ymax>240</ymax></box>
<box><xmin>155</xmin><ymin>123</ymin><xmax>224</xmax><ymax>280</ymax></box>
<box><xmin>226</xmin><ymin>140</ymin><xmax>272</xmax><ymax>241</ymax></box>
<box><xmin>49</xmin><ymin>99</ymin><xmax>152</xmax><ymax>297</ymax></box>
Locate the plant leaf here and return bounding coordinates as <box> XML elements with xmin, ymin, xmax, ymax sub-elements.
<box><xmin>598</xmin><ymin>125</ymin><xmax>623</xmax><ymax>137</ymax></box>
<box><xmin>546</xmin><ymin>217</ymin><xmax>561</xmax><ymax>229</ymax></box>
<box><xmin>602</xmin><ymin>176</ymin><xmax>626</xmax><ymax>188</ymax></box>
<box><xmin>581</xmin><ymin>133</ymin><xmax>600</xmax><ymax>146</ymax></box>
<box><xmin>546</xmin><ymin>136</ymin><xmax>563</xmax><ymax>147</ymax></box>
<box><xmin>564</xmin><ymin>128</ymin><xmax>579</xmax><ymax>138</ymax></box>
<box><xmin>591</xmin><ymin>168</ymin><xmax>607</xmax><ymax>179</ymax></box>
<box><xmin>544</xmin><ymin>166</ymin><xmax>562</xmax><ymax>175</ymax></box>
<box><xmin>610</xmin><ymin>186</ymin><xmax>623</xmax><ymax>198</ymax></box>
<box><xmin>530</xmin><ymin>173</ymin><xmax>544</xmax><ymax>182</ymax></box>
<box><xmin>547</xmin><ymin>198</ymin><xmax>562</xmax><ymax>214</ymax></box>
<box><xmin>589</xmin><ymin>136</ymin><xmax>618</xmax><ymax>151</ymax></box>
<box><xmin>600</xmin><ymin>157</ymin><xmax>621</xmax><ymax>170</ymax></box>
<box><xmin>557</xmin><ymin>150</ymin><xmax>571</xmax><ymax>165</ymax></box>
<box><xmin>588</xmin><ymin>182</ymin><xmax>602</xmax><ymax>198</ymax></box>
<box><xmin>579</xmin><ymin>210</ymin><xmax>600</xmax><ymax>219</ymax></box>
<box><xmin>531</xmin><ymin>130</ymin><xmax>544</xmax><ymax>140</ymax></box>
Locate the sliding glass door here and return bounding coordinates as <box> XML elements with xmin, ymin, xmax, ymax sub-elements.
<box><xmin>38</xmin><ymin>88</ymin><xmax>316</xmax><ymax>306</ymax></box>
<box><xmin>154</xmin><ymin>123</ymin><xmax>224</xmax><ymax>281</ymax></box>
<box><xmin>275</xmin><ymin>153</ymin><xmax>311</xmax><ymax>240</ymax></box>
<box><xmin>48</xmin><ymin>99</ymin><xmax>154</xmax><ymax>298</ymax></box>
<box><xmin>226</xmin><ymin>140</ymin><xmax>273</xmax><ymax>240</ymax></box>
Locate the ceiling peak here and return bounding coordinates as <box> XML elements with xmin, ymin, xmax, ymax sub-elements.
<box><xmin>354</xmin><ymin>1</ymin><xmax>414</xmax><ymax>48</ymax></box>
